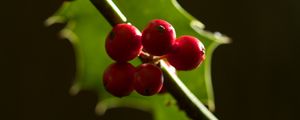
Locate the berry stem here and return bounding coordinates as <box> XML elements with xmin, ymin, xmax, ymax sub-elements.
<box><xmin>90</xmin><ymin>0</ymin><xmax>127</xmax><ymax>26</ymax></box>
<box><xmin>160</xmin><ymin>61</ymin><xmax>217</xmax><ymax>120</ymax></box>
<box><xmin>90</xmin><ymin>0</ymin><xmax>218</xmax><ymax>119</ymax></box>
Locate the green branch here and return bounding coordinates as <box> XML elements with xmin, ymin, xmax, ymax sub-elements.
<box><xmin>90</xmin><ymin>0</ymin><xmax>218</xmax><ymax>119</ymax></box>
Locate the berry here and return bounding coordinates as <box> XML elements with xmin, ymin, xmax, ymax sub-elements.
<box><xmin>103</xmin><ymin>62</ymin><xmax>135</xmax><ymax>97</ymax></box>
<box><xmin>142</xmin><ymin>19</ymin><xmax>176</xmax><ymax>56</ymax></box>
<box><xmin>105</xmin><ymin>23</ymin><xmax>142</xmax><ymax>62</ymax></box>
<box><xmin>167</xmin><ymin>35</ymin><xmax>205</xmax><ymax>70</ymax></box>
<box><xmin>134</xmin><ymin>63</ymin><xmax>163</xmax><ymax>96</ymax></box>
<box><xmin>158</xmin><ymin>85</ymin><xmax>167</xmax><ymax>94</ymax></box>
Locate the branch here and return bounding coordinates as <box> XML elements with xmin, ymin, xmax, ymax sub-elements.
<box><xmin>91</xmin><ymin>0</ymin><xmax>127</xmax><ymax>26</ymax></box>
<box><xmin>90</xmin><ymin>0</ymin><xmax>218</xmax><ymax>119</ymax></box>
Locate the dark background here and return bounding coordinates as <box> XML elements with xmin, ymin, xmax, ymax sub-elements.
<box><xmin>1</xmin><ymin>0</ymin><xmax>300</xmax><ymax>119</ymax></box>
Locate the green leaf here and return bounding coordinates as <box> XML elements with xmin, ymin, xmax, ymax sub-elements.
<box><xmin>46</xmin><ymin>0</ymin><xmax>229</xmax><ymax>119</ymax></box>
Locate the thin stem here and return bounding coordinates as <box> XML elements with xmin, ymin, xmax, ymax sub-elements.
<box><xmin>161</xmin><ymin>61</ymin><xmax>217</xmax><ymax>120</ymax></box>
<box><xmin>90</xmin><ymin>0</ymin><xmax>218</xmax><ymax>119</ymax></box>
<box><xmin>91</xmin><ymin>0</ymin><xmax>127</xmax><ymax>26</ymax></box>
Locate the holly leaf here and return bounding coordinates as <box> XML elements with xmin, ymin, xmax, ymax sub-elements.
<box><xmin>46</xmin><ymin>0</ymin><xmax>229</xmax><ymax>119</ymax></box>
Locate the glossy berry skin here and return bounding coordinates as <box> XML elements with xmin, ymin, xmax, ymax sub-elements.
<box><xmin>105</xmin><ymin>23</ymin><xmax>142</xmax><ymax>62</ymax></box>
<box><xmin>142</xmin><ymin>19</ymin><xmax>176</xmax><ymax>56</ymax></box>
<box><xmin>103</xmin><ymin>62</ymin><xmax>135</xmax><ymax>97</ymax></box>
<box><xmin>167</xmin><ymin>35</ymin><xmax>205</xmax><ymax>71</ymax></box>
<box><xmin>134</xmin><ymin>63</ymin><xmax>163</xmax><ymax>96</ymax></box>
<box><xmin>158</xmin><ymin>85</ymin><xmax>167</xmax><ymax>94</ymax></box>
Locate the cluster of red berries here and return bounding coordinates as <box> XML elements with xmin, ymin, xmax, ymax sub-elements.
<box><xmin>103</xmin><ymin>19</ymin><xmax>205</xmax><ymax>97</ymax></box>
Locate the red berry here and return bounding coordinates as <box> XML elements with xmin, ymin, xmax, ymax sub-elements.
<box><xmin>142</xmin><ymin>19</ymin><xmax>176</xmax><ymax>56</ymax></box>
<box><xmin>134</xmin><ymin>63</ymin><xmax>163</xmax><ymax>96</ymax></box>
<box><xmin>105</xmin><ymin>23</ymin><xmax>142</xmax><ymax>62</ymax></box>
<box><xmin>167</xmin><ymin>35</ymin><xmax>205</xmax><ymax>70</ymax></box>
<box><xmin>158</xmin><ymin>85</ymin><xmax>167</xmax><ymax>94</ymax></box>
<box><xmin>103</xmin><ymin>62</ymin><xmax>135</xmax><ymax>97</ymax></box>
